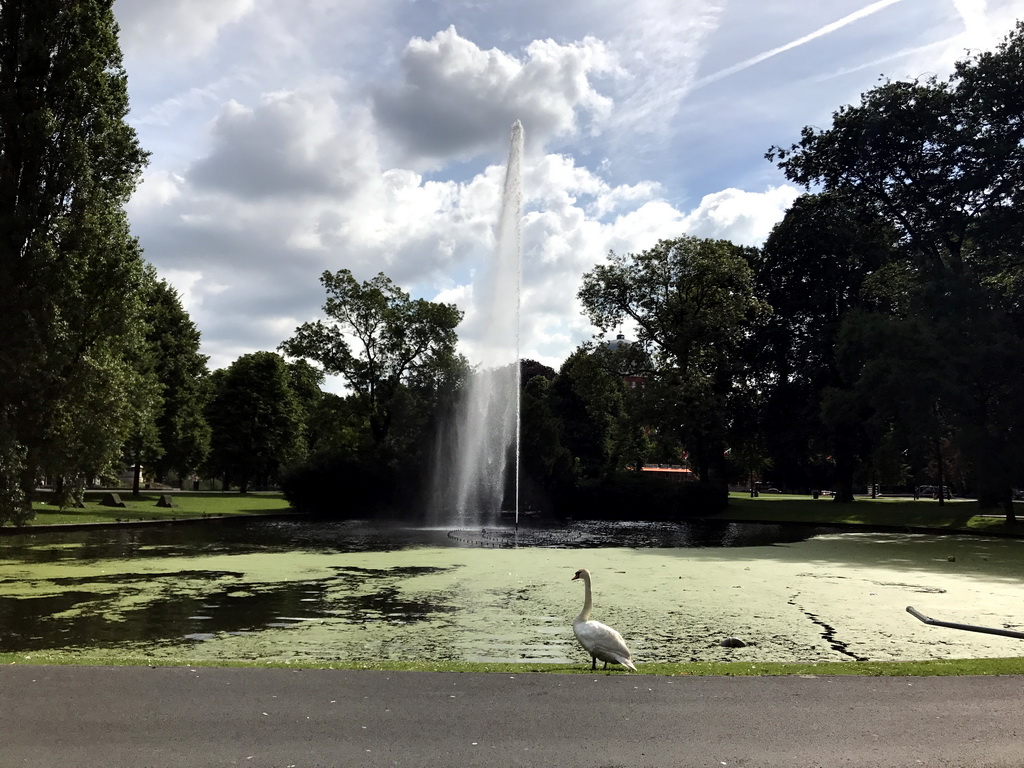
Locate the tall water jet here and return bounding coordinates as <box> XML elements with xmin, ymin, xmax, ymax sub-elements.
<box><xmin>431</xmin><ymin>121</ymin><xmax>523</xmax><ymax>527</ymax></box>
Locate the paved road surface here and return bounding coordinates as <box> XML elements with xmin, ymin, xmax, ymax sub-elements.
<box><xmin>1</xmin><ymin>666</ymin><xmax>1021</xmax><ymax>767</ymax></box>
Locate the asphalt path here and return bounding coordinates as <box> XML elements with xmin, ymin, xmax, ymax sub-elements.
<box><xmin>1</xmin><ymin>666</ymin><xmax>1022</xmax><ymax>767</ymax></box>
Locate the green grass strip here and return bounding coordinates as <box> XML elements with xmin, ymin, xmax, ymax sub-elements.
<box><xmin>3</xmin><ymin>652</ymin><xmax>1024</xmax><ymax>677</ymax></box>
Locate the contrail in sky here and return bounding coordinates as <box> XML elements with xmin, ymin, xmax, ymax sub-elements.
<box><xmin>693</xmin><ymin>0</ymin><xmax>906</xmax><ymax>88</ymax></box>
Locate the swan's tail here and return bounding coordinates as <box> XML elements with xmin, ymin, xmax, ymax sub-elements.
<box><xmin>617</xmin><ymin>656</ymin><xmax>637</xmax><ymax>672</ymax></box>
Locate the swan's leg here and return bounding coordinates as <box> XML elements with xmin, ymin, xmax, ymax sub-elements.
<box><xmin>591</xmin><ymin>657</ymin><xmax>597</xmax><ymax>670</ymax></box>
<box><xmin>603</xmin><ymin>661</ymin><xmax>608</xmax><ymax>669</ymax></box>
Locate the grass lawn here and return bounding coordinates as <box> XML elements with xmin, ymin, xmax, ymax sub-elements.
<box><xmin>10</xmin><ymin>490</ymin><xmax>294</xmax><ymax>527</ymax></box>
<box><xmin>723</xmin><ymin>492</ymin><xmax>1024</xmax><ymax>536</ymax></box>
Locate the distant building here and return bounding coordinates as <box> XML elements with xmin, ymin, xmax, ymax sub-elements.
<box><xmin>602</xmin><ymin>333</ymin><xmax>645</xmax><ymax>389</ymax></box>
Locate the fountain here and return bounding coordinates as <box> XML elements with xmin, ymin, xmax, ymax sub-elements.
<box><xmin>430</xmin><ymin>121</ymin><xmax>523</xmax><ymax>528</ymax></box>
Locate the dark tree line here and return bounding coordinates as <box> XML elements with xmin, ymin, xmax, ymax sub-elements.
<box><xmin>760</xmin><ymin>21</ymin><xmax>1024</xmax><ymax>519</ymax></box>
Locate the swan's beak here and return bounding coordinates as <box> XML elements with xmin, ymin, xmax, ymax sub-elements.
<box><xmin>571</xmin><ymin>574</ymin><xmax>579</xmax><ymax>581</ymax></box>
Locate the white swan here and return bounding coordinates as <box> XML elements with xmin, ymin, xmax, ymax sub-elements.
<box><xmin>571</xmin><ymin>568</ymin><xmax>637</xmax><ymax>671</ymax></box>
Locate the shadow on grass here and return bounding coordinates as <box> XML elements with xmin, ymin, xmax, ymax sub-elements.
<box><xmin>724</xmin><ymin>494</ymin><xmax>1023</xmax><ymax>534</ymax></box>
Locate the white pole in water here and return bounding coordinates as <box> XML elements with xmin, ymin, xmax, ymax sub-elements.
<box><xmin>515</xmin><ymin>275</ymin><xmax>521</xmax><ymax>530</ymax></box>
<box><xmin>513</xmin><ymin>121</ymin><xmax>523</xmax><ymax>530</ymax></box>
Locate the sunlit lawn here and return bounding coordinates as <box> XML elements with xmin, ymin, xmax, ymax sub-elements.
<box><xmin>724</xmin><ymin>492</ymin><xmax>1024</xmax><ymax>535</ymax></box>
<box><xmin>16</xmin><ymin>491</ymin><xmax>294</xmax><ymax>527</ymax></box>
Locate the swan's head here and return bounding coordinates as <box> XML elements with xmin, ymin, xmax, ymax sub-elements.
<box><xmin>571</xmin><ymin>568</ymin><xmax>590</xmax><ymax>581</ymax></box>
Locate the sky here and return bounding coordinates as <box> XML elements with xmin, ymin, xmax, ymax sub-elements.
<box><xmin>112</xmin><ymin>0</ymin><xmax>1021</xmax><ymax>389</ymax></box>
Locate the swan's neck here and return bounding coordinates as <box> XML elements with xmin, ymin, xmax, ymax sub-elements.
<box><xmin>575</xmin><ymin>576</ymin><xmax>592</xmax><ymax>623</ymax></box>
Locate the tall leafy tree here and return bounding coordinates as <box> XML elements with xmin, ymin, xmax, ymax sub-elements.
<box><xmin>280</xmin><ymin>270</ymin><xmax>464</xmax><ymax>456</ymax></box>
<box><xmin>553</xmin><ymin>347</ymin><xmax>620</xmax><ymax>480</ymax></box>
<box><xmin>553</xmin><ymin>343</ymin><xmax>650</xmax><ymax>480</ymax></box>
<box><xmin>286</xmin><ymin>358</ymin><xmax>325</xmax><ymax>455</ymax></box>
<box><xmin>0</xmin><ymin>0</ymin><xmax>149</xmax><ymax>523</ymax></box>
<box><xmin>579</xmin><ymin>236</ymin><xmax>768</xmax><ymax>496</ymax></box>
<box><xmin>752</xmin><ymin>193</ymin><xmax>895</xmax><ymax>500</ymax></box>
<box><xmin>142</xmin><ymin>275</ymin><xmax>211</xmax><ymax>486</ymax></box>
<box><xmin>204</xmin><ymin>352</ymin><xmax>305</xmax><ymax>493</ymax></box>
<box><xmin>768</xmin><ymin>22</ymin><xmax>1024</xmax><ymax>517</ymax></box>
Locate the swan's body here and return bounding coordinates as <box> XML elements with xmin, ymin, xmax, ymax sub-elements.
<box><xmin>571</xmin><ymin>568</ymin><xmax>637</xmax><ymax>671</ymax></box>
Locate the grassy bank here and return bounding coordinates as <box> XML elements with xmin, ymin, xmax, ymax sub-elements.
<box><xmin>3</xmin><ymin>651</ymin><xmax>1024</xmax><ymax>677</ymax></box>
<box><xmin>723</xmin><ymin>492</ymin><xmax>1024</xmax><ymax>536</ymax></box>
<box><xmin>10</xmin><ymin>490</ymin><xmax>293</xmax><ymax>527</ymax></box>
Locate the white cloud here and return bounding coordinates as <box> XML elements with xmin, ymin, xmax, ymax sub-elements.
<box><xmin>131</xmin><ymin>120</ymin><xmax>796</xmax><ymax>372</ymax></box>
<box><xmin>116</xmin><ymin>0</ymin><xmax>255</xmax><ymax>62</ymax></box>
<box><xmin>160</xmin><ymin>269</ymin><xmax>204</xmax><ymax>314</ymax></box>
<box><xmin>188</xmin><ymin>91</ymin><xmax>379</xmax><ymax>201</ymax></box>
<box><xmin>680</xmin><ymin>186</ymin><xmax>801</xmax><ymax>246</ymax></box>
<box><xmin>130</xmin><ymin>169</ymin><xmax>185</xmax><ymax>211</ymax></box>
<box><xmin>372</xmin><ymin>26</ymin><xmax>618</xmax><ymax>168</ymax></box>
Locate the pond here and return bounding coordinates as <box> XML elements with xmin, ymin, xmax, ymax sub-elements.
<box><xmin>1</xmin><ymin>518</ymin><xmax>1023</xmax><ymax>665</ymax></box>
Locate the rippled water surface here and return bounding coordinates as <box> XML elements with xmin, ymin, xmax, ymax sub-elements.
<box><xmin>2</xmin><ymin>518</ymin><xmax>1022</xmax><ymax>664</ymax></box>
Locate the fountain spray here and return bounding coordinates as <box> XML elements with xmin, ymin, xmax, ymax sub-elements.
<box><xmin>431</xmin><ymin>121</ymin><xmax>523</xmax><ymax>527</ymax></box>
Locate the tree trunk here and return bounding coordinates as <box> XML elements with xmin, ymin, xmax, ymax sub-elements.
<box><xmin>132</xmin><ymin>460</ymin><xmax>142</xmax><ymax>497</ymax></box>
<box><xmin>934</xmin><ymin>434</ymin><xmax>944</xmax><ymax>508</ymax></box>
<box><xmin>831</xmin><ymin>443</ymin><xmax>855</xmax><ymax>503</ymax></box>
<box><xmin>16</xmin><ymin>463</ymin><xmax>37</xmax><ymax>525</ymax></box>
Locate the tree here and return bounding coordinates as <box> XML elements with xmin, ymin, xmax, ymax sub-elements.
<box><xmin>579</xmin><ymin>236</ymin><xmax>768</xmax><ymax>497</ymax></box>
<box><xmin>285</xmin><ymin>358</ymin><xmax>324</xmax><ymax>455</ymax></box>
<box><xmin>768</xmin><ymin>22</ymin><xmax>1024</xmax><ymax>518</ymax></box>
<box><xmin>0</xmin><ymin>0</ymin><xmax>149</xmax><ymax>523</ymax></box>
<box><xmin>825</xmin><ymin>310</ymin><xmax>953</xmax><ymax>501</ymax></box>
<box><xmin>121</xmin><ymin>334</ymin><xmax>163</xmax><ymax>499</ymax></box>
<box><xmin>140</xmin><ymin>275</ymin><xmax>211</xmax><ymax>487</ymax></box>
<box><xmin>204</xmin><ymin>352</ymin><xmax>306</xmax><ymax>493</ymax></box>
<box><xmin>123</xmin><ymin>272</ymin><xmax>212</xmax><ymax>497</ymax></box>
<box><xmin>751</xmin><ymin>193</ymin><xmax>895</xmax><ymax>500</ymax></box>
<box><xmin>280</xmin><ymin>270</ymin><xmax>464</xmax><ymax>456</ymax></box>
<box><xmin>553</xmin><ymin>347</ymin><xmax>620</xmax><ymax>480</ymax></box>
<box><xmin>552</xmin><ymin>343</ymin><xmax>651</xmax><ymax>480</ymax></box>
<box><xmin>518</xmin><ymin>374</ymin><xmax>575</xmax><ymax>512</ymax></box>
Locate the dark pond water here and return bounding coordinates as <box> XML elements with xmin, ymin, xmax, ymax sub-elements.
<box><xmin>0</xmin><ymin>517</ymin><xmax>835</xmax><ymax>564</ymax></box>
